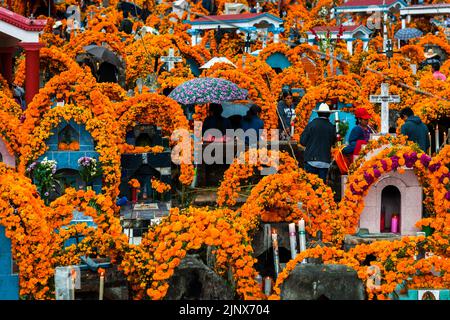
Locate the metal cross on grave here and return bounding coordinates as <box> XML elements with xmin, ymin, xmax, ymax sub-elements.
<box><xmin>369</xmin><ymin>83</ymin><xmax>400</xmax><ymax>135</ymax></box>
<box><xmin>160</xmin><ymin>48</ymin><xmax>183</xmax><ymax>72</ymax></box>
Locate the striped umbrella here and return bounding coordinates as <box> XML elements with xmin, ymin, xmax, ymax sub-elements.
<box><xmin>394</xmin><ymin>28</ymin><xmax>423</xmax><ymax>41</ymax></box>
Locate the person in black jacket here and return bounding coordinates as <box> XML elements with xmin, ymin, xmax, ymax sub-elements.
<box><xmin>399</xmin><ymin>107</ymin><xmax>430</xmax><ymax>152</ymax></box>
<box><xmin>419</xmin><ymin>49</ymin><xmax>441</xmax><ymax>71</ymax></box>
<box><xmin>300</xmin><ymin>103</ymin><xmax>336</xmax><ymax>182</ymax></box>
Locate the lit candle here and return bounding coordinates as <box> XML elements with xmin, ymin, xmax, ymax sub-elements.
<box><xmin>335</xmin><ymin>111</ymin><xmax>340</xmax><ymax>140</ymax></box>
<box><xmin>99</xmin><ymin>270</ymin><xmax>105</xmax><ymax>300</ymax></box>
<box><xmin>391</xmin><ymin>214</ymin><xmax>399</xmax><ymax>234</ymax></box>
<box><xmin>272</xmin><ymin>230</ymin><xmax>280</xmax><ymax>278</ymax></box>
<box><xmin>288</xmin><ymin>223</ymin><xmax>297</xmax><ymax>260</ymax></box>
<box><xmin>435</xmin><ymin>124</ymin><xmax>440</xmax><ymax>154</ymax></box>
<box><xmin>264</xmin><ymin>277</ymin><xmax>272</xmax><ymax>296</ymax></box>
<box><xmin>298</xmin><ymin>219</ymin><xmax>307</xmax><ymax>264</ymax></box>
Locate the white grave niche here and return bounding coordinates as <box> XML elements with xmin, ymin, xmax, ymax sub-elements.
<box><xmin>342</xmin><ymin>146</ymin><xmax>423</xmax><ymax>236</ymax></box>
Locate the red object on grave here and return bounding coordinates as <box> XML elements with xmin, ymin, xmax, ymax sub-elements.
<box><xmin>353</xmin><ymin>139</ymin><xmax>368</xmax><ymax>157</ymax></box>
<box><xmin>380</xmin><ymin>207</ymin><xmax>386</xmax><ymax>232</ymax></box>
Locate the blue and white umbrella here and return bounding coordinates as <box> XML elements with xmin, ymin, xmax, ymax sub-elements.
<box><xmin>394</xmin><ymin>28</ymin><xmax>423</xmax><ymax>41</ymax></box>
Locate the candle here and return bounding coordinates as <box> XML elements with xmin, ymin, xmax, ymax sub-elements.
<box><xmin>335</xmin><ymin>111</ymin><xmax>340</xmax><ymax>139</ymax></box>
<box><xmin>288</xmin><ymin>223</ymin><xmax>297</xmax><ymax>260</ymax></box>
<box><xmin>444</xmin><ymin>132</ymin><xmax>447</xmax><ymax>147</ymax></box>
<box><xmin>435</xmin><ymin>124</ymin><xmax>439</xmax><ymax>154</ymax></box>
<box><xmin>264</xmin><ymin>277</ymin><xmax>272</xmax><ymax>296</ymax></box>
<box><xmin>99</xmin><ymin>270</ymin><xmax>105</xmax><ymax>300</ymax></box>
<box><xmin>298</xmin><ymin>219</ymin><xmax>307</xmax><ymax>264</ymax></box>
<box><xmin>272</xmin><ymin>230</ymin><xmax>280</xmax><ymax>278</ymax></box>
<box><xmin>428</xmin><ymin>132</ymin><xmax>432</xmax><ymax>155</ymax></box>
<box><xmin>391</xmin><ymin>215</ymin><xmax>399</xmax><ymax>234</ymax></box>
<box><xmin>70</xmin><ymin>268</ymin><xmax>76</xmax><ymax>300</ymax></box>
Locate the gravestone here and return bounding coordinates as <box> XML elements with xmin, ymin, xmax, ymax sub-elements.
<box><xmin>342</xmin><ymin>156</ymin><xmax>423</xmax><ymax>236</ymax></box>
<box><xmin>0</xmin><ymin>226</ymin><xmax>19</xmax><ymax>300</ymax></box>
<box><xmin>165</xmin><ymin>254</ymin><xmax>235</xmax><ymax>300</ymax></box>
<box><xmin>41</xmin><ymin>119</ymin><xmax>101</xmax><ymax>193</ymax></box>
<box><xmin>119</xmin><ymin>125</ymin><xmax>171</xmax><ymax>202</ymax></box>
<box><xmin>161</xmin><ymin>48</ymin><xmax>182</xmax><ymax>72</ymax></box>
<box><xmin>280</xmin><ymin>264</ymin><xmax>365</xmax><ymax>300</ymax></box>
<box><xmin>252</xmin><ymin>223</ymin><xmax>302</xmax><ymax>280</ymax></box>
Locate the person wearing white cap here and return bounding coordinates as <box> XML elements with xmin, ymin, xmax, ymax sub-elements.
<box><xmin>419</xmin><ymin>48</ymin><xmax>441</xmax><ymax>70</ymax></box>
<box><xmin>300</xmin><ymin>103</ymin><xmax>337</xmax><ymax>182</ymax></box>
<box><xmin>52</xmin><ymin>21</ymin><xmax>65</xmax><ymax>39</ymax></box>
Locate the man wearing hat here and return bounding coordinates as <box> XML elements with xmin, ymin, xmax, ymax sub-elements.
<box><xmin>343</xmin><ymin>108</ymin><xmax>374</xmax><ymax>159</ymax></box>
<box><xmin>419</xmin><ymin>49</ymin><xmax>441</xmax><ymax>71</ymax></box>
<box><xmin>300</xmin><ymin>103</ymin><xmax>337</xmax><ymax>182</ymax></box>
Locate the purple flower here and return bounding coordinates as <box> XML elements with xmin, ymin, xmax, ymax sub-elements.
<box><xmin>350</xmin><ymin>184</ymin><xmax>361</xmax><ymax>195</ymax></box>
<box><xmin>373</xmin><ymin>168</ymin><xmax>381</xmax><ymax>178</ymax></box>
<box><xmin>404</xmin><ymin>152</ymin><xmax>418</xmax><ymax>168</ymax></box>
<box><xmin>381</xmin><ymin>159</ymin><xmax>388</xmax><ymax>171</ymax></box>
<box><xmin>439</xmin><ymin>173</ymin><xmax>450</xmax><ymax>183</ymax></box>
<box><xmin>420</xmin><ymin>153</ymin><xmax>431</xmax><ymax>167</ymax></box>
<box><xmin>445</xmin><ymin>191</ymin><xmax>450</xmax><ymax>201</ymax></box>
<box><xmin>390</xmin><ymin>156</ymin><xmax>400</xmax><ymax>170</ymax></box>
<box><xmin>429</xmin><ymin>162</ymin><xmax>441</xmax><ymax>173</ymax></box>
<box><xmin>44</xmin><ymin>192</ymin><xmax>49</xmax><ymax>197</ymax></box>
<box><xmin>364</xmin><ymin>172</ymin><xmax>374</xmax><ymax>185</ymax></box>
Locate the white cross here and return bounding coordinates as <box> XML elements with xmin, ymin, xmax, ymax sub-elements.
<box><xmin>160</xmin><ymin>48</ymin><xmax>183</xmax><ymax>72</ymax></box>
<box><xmin>369</xmin><ymin>83</ymin><xmax>400</xmax><ymax>135</ymax></box>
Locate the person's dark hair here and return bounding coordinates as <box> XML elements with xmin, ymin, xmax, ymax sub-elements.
<box><xmin>317</xmin><ymin>112</ymin><xmax>330</xmax><ymax>118</ymax></box>
<box><xmin>432</xmin><ymin>62</ymin><xmax>441</xmax><ymax>72</ymax></box>
<box><xmin>244</xmin><ymin>104</ymin><xmax>261</xmax><ymax>121</ymax></box>
<box><xmin>281</xmin><ymin>91</ymin><xmax>292</xmax><ymax>100</ymax></box>
<box><xmin>399</xmin><ymin>107</ymin><xmax>414</xmax><ymax>119</ymax></box>
<box><xmin>209</xmin><ymin>103</ymin><xmax>223</xmax><ymax>117</ymax></box>
<box><xmin>162</xmin><ymin>87</ymin><xmax>173</xmax><ymax>96</ymax></box>
<box><xmin>120</xmin><ymin>18</ymin><xmax>133</xmax><ymax>35</ymax></box>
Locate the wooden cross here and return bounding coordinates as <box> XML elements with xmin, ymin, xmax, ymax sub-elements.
<box><xmin>160</xmin><ymin>48</ymin><xmax>182</xmax><ymax>72</ymax></box>
<box><xmin>369</xmin><ymin>83</ymin><xmax>400</xmax><ymax>134</ymax></box>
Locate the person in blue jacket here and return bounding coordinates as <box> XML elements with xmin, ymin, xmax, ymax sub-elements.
<box><xmin>343</xmin><ymin>108</ymin><xmax>374</xmax><ymax>156</ymax></box>
<box><xmin>240</xmin><ymin>104</ymin><xmax>264</xmax><ymax>146</ymax></box>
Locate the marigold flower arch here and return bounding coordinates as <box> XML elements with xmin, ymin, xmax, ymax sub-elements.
<box><xmin>216</xmin><ymin>149</ymin><xmax>299</xmax><ymax>207</ymax></box>
<box><xmin>239</xmin><ymin>169</ymin><xmax>341</xmax><ymax>243</ymax></box>
<box><xmin>18</xmin><ymin>103</ymin><xmax>123</xmax><ymax>198</ymax></box>
<box><xmin>339</xmin><ymin>145</ymin><xmax>449</xmax><ymax>237</ymax></box>
<box><xmin>117</xmin><ymin>93</ymin><xmax>194</xmax><ymax>186</ymax></box>
<box><xmin>13</xmin><ymin>46</ymin><xmax>82</xmax><ymax>87</ymax></box>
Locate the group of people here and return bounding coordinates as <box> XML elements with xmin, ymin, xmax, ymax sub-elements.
<box><xmin>421</xmin><ymin>49</ymin><xmax>447</xmax><ymax>81</ymax></box>
<box><xmin>300</xmin><ymin>104</ymin><xmax>430</xmax><ymax>183</ymax></box>
<box><xmin>201</xmin><ymin>103</ymin><xmax>264</xmax><ymax>143</ymax></box>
